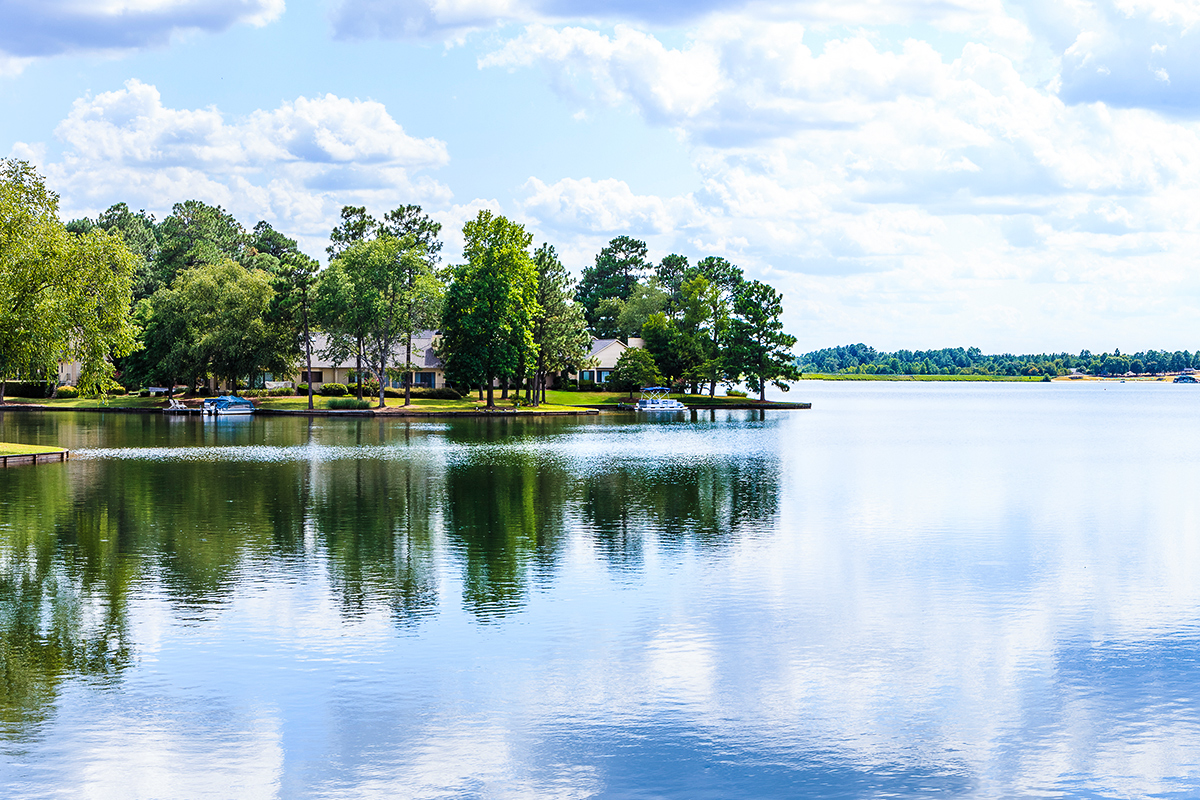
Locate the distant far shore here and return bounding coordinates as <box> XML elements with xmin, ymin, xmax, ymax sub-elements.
<box><xmin>800</xmin><ymin>373</ymin><xmax>1047</xmax><ymax>382</ymax></box>
<box><xmin>801</xmin><ymin>373</ymin><xmax>1190</xmax><ymax>382</ymax></box>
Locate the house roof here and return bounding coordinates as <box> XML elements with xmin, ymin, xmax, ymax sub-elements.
<box><xmin>589</xmin><ymin>338</ymin><xmax>624</xmax><ymax>357</ymax></box>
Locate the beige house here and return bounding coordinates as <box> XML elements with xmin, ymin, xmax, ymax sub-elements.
<box><xmin>571</xmin><ymin>337</ymin><xmax>643</xmax><ymax>385</ymax></box>
<box><xmin>294</xmin><ymin>330</ymin><xmax>446</xmax><ymax>390</ymax></box>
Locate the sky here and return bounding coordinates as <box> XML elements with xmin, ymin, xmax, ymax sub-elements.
<box><xmin>3</xmin><ymin>0</ymin><xmax>1200</xmax><ymax>353</ymax></box>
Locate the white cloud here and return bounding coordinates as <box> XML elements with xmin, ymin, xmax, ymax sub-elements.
<box><xmin>0</xmin><ymin>0</ymin><xmax>284</xmax><ymax>74</ymax></box>
<box><xmin>520</xmin><ymin>176</ymin><xmax>701</xmax><ymax>234</ymax></box>
<box><xmin>18</xmin><ymin>80</ymin><xmax>453</xmax><ymax>259</ymax></box>
<box><xmin>482</xmin><ymin>17</ymin><xmax>1200</xmax><ymax>350</ymax></box>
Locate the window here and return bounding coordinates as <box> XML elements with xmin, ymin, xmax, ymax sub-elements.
<box><xmin>416</xmin><ymin>372</ymin><xmax>435</xmax><ymax>387</ymax></box>
<box><xmin>581</xmin><ymin>371</ymin><xmax>594</xmax><ymax>382</ymax></box>
<box><xmin>301</xmin><ymin>371</ymin><xmax>323</xmax><ymax>384</ymax></box>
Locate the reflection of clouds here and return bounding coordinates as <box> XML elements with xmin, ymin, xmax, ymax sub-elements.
<box><xmin>69</xmin><ymin>708</ymin><xmax>283</xmax><ymax>799</ymax></box>
<box><xmin>646</xmin><ymin>624</ymin><xmax>715</xmax><ymax>707</ymax></box>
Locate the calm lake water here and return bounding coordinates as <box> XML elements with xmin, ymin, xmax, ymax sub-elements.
<box><xmin>2</xmin><ymin>381</ymin><xmax>1199</xmax><ymax>799</ymax></box>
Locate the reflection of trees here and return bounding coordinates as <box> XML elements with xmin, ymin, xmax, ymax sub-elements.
<box><xmin>579</xmin><ymin>455</ymin><xmax>781</xmax><ymax>567</ymax></box>
<box><xmin>0</xmin><ymin>466</ymin><xmax>135</xmax><ymax>741</ymax></box>
<box><xmin>444</xmin><ymin>452</ymin><xmax>573</xmax><ymax>620</ymax></box>
<box><xmin>310</xmin><ymin>457</ymin><xmax>439</xmax><ymax>625</ymax></box>
<box><xmin>0</xmin><ymin>413</ymin><xmax>783</xmax><ymax>741</ymax></box>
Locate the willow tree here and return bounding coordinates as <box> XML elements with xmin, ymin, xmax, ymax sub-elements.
<box><xmin>438</xmin><ymin>212</ymin><xmax>539</xmax><ymax>408</ymax></box>
<box><xmin>0</xmin><ymin>159</ymin><xmax>138</xmax><ymax>402</ymax></box>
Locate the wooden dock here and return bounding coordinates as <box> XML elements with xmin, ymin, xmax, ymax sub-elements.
<box><xmin>0</xmin><ymin>450</ymin><xmax>70</xmax><ymax>468</ymax></box>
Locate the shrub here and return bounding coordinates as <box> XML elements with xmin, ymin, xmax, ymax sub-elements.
<box><xmin>4</xmin><ymin>381</ymin><xmax>54</xmax><ymax>398</ymax></box>
<box><xmin>364</xmin><ymin>379</ymin><xmax>381</xmax><ymax>395</ymax></box>
<box><xmin>320</xmin><ymin>382</ymin><xmax>348</xmax><ymax>397</ymax></box>
<box><xmin>296</xmin><ymin>383</ymin><xmax>309</xmax><ymax>395</ymax></box>
<box><xmin>241</xmin><ymin>389</ymin><xmax>267</xmax><ymax>397</ymax></box>
<box><xmin>55</xmin><ymin>385</ymin><xmax>80</xmax><ymax>399</ymax></box>
<box><xmin>384</xmin><ymin>387</ymin><xmax>403</xmax><ymax>398</ymax></box>
<box><xmin>268</xmin><ymin>386</ymin><xmax>295</xmax><ymax>397</ymax></box>
<box><xmin>724</xmin><ymin>388</ymin><xmax>748</xmax><ymax>398</ymax></box>
<box><xmin>578</xmin><ymin>380</ymin><xmax>597</xmax><ymax>391</ymax></box>
<box><xmin>109</xmin><ymin>385</ymin><xmax>128</xmax><ymax>396</ymax></box>
<box><xmin>411</xmin><ymin>387</ymin><xmax>461</xmax><ymax>400</ymax></box>
<box><xmin>328</xmin><ymin>397</ymin><xmax>371</xmax><ymax>409</ymax></box>
<box><xmin>139</xmin><ymin>391</ymin><xmax>150</xmax><ymax>398</ymax></box>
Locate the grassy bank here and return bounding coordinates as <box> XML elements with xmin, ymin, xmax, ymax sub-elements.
<box><xmin>543</xmin><ymin>389</ymin><xmax>801</xmax><ymax>406</ymax></box>
<box><xmin>0</xmin><ymin>442</ymin><xmax>64</xmax><ymax>456</ymax></box>
<box><xmin>799</xmin><ymin>373</ymin><xmax>1047</xmax><ymax>382</ymax></box>
<box><xmin>0</xmin><ymin>395</ymin><xmax>167</xmax><ymax>408</ymax></box>
<box><xmin>1</xmin><ymin>389</ymin><xmax>801</xmax><ymax>413</ymax></box>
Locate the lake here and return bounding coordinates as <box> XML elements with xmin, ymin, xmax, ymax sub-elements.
<box><xmin>1</xmin><ymin>380</ymin><xmax>1199</xmax><ymax>799</ymax></box>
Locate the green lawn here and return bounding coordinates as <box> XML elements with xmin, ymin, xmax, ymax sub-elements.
<box><xmin>544</xmin><ymin>389</ymin><xmax>778</xmax><ymax>406</ymax></box>
<box><xmin>1</xmin><ymin>395</ymin><xmax>167</xmax><ymax>408</ymax></box>
<box><xmin>0</xmin><ymin>442</ymin><xmax>65</xmax><ymax>456</ymax></box>
<box><xmin>258</xmin><ymin>395</ymin><xmax>585</xmax><ymax>413</ymax></box>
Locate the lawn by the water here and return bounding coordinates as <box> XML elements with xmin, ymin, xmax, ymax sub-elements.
<box><xmin>258</xmin><ymin>395</ymin><xmax>583</xmax><ymax>413</ymax></box>
<box><xmin>0</xmin><ymin>442</ymin><xmax>65</xmax><ymax>456</ymax></box>
<box><xmin>0</xmin><ymin>395</ymin><xmax>166</xmax><ymax>408</ymax></box>
<box><xmin>543</xmin><ymin>389</ymin><xmax>788</xmax><ymax>406</ymax></box>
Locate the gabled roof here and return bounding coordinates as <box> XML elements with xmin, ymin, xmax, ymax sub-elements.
<box><xmin>589</xmin><ymin>338</ymin><xmax>625</xmax><ymax>357</ymax></box>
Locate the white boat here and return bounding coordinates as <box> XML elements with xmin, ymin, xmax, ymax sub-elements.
<box><xmin>635</xmin><ymin>386</ymin><xmax>686</xmax><ymax>411</ymax></box>
<box><xmin>202</xmin><ymin>396</ymin><xmax>256</xmax><ymax>416</ymax></box>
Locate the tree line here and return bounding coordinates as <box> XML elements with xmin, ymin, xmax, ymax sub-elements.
<box><xmin>799</xmin><ymin>344</ymin><xmax>1200</xmax><ymax>377</ymax></box>
<box><xmin>0</xmin><ymin>159</ymin><xmax>799</xmax><ymax>407</ymax></box>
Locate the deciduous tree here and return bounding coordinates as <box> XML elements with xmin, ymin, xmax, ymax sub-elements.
<box><xmin>0</xmin><ymin>160</ymin><xmax>139</xmax><ymax>401</ymax></box>
<box><xmin>438</xmin><ymin>212</ymin><xmax>539</xmax><ymax>407</ymax></box>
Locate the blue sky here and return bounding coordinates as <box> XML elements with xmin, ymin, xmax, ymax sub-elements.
<box><xmin>3</xmin><ymin>0</ymin><xmax>1200</xmax><ymax>353</ymax></box>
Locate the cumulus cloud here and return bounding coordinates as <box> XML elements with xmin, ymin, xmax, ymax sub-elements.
<box><xmin>482</xmin><ymin>15</ymin><xmax>1200</xmax><ymax>349</ymax></box>
<box><xmin>17</xmin><ymin>80</ymin><xmax>452</xmax><ymax>258</ymax></box>
<box><xmin>0</xmin><ymin>0</ymin><xmax>283</xmax><ymax>69</ymax></box>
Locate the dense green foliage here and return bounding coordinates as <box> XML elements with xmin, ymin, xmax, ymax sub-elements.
<box><xmin>0</xmin><ymin>160</ymin><xmax>139</xmax><ymax>401</ymax></box>
<box><xmin>798</xmin><ymin>344</ymin><xmax>1200</xmax><ymax>377</ymax></box>
<box><xmin>439</xmin><ymin>211</ymin><xmax>539</xmax><ymax>407</ymax></box>
<box><xmin>609</xmin><ymin>347</ymin><xmax>663</xmax><ymax>397</ymax></box>
<box><xmin>574</xmin><ymin>235</ymin><xmax>649</xmax><ymax>332</ymax></box>
<box><xmin>11</xmin><ymin>158</ymin><xmax>799</xmax><ymax>402</ymax></box>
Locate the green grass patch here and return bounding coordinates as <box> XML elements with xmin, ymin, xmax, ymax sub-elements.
<box><xmin>544</xmin><ymin>389</ymin><xmax>783</xmax><ymax>406</ymax></box>
<box><xmin>1</xmin><ymin>395</ymin><xmax>169</xmax><ymax>408</ymax></box>
<box><xmin>0</xmin><ymin>442</ymin><xmax>64</xmax><ymax>456</ymax></box>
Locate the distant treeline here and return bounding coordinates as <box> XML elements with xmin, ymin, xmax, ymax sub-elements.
<box><xmin>798</xmin><ymin>344</ymin><xmax>1200</xmax><ymax>377</ymax></box>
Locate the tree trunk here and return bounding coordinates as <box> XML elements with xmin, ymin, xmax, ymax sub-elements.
<box><xmin>486</xmin><ymin>381</ymin><xmax>495</xmax><ymax>408</ymax></box>
<box><xmin>355</xmin><ymin>336</ymin><xmax>364</xmax><ymax>400</ymax></box>
<box><xmin>501</xmin><ymin>376</ymin><xmax>508</xmax><ymax>400</ymax></box>
<box><xmin>304</xmin><ymin>299</ymin><xmax>314</xmax><ymax>411</ymax></box>
<box><xmin>477</xmin><ymin>385</ymin><xmax>483</xmax><ymax>401</ymax></box>
<box><xmin>0</xmin><ymin>378</ymin><xmax>5</xmax><ymax>404</ymax></box>
<box><xmin>760</xmin><ymin>382</ymin><xmax>766</xmax><ymax>403</ymax></box>
<box><xmin>378</xmin><ymin>365</ymin><xmax>386</xmax><ymax>409</ymax></box>
<box><xmin>404</xmin><ymin>334</ymin><xmax>413</xmax><ymax>406</ymax></box>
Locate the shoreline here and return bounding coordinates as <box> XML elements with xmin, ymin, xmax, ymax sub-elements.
<box><xmin>0</xmin><ymin>401</ymin><xmax>810</xmax><ymax>417</ymax></box>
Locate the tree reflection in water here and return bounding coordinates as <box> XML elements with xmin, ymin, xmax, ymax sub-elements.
<box><xmin>0</xmin><ymin>413</ymin><xmax>782</xmax><ymax>737</ymax></box>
